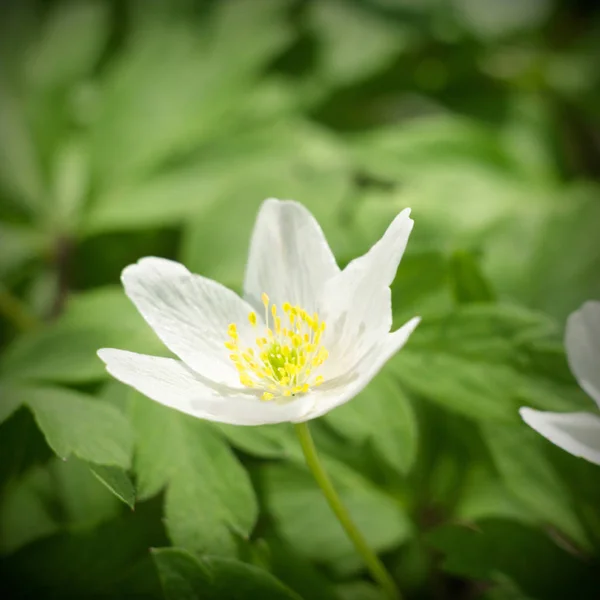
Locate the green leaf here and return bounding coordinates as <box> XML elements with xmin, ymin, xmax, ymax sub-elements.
<box><xmin>262</xmin><ymin>539</ymin><xmax>342</xmax><ymax>600</ymax></box>
<box><xmin>216</xmin><ymin>422</ymin><xmax>299</xmax><ymax>460</ymax></box>
<box><xmin>1</xmin><ymin>384</ymin><xmax>133</xmax><ymax>468</ymax></box>
<box><xmin>180</xmin><ymin>122</ymin><xmax>350</xmax><ymax>288</ymax></box>
<box><xmin>153</xmin><ymin>547</ymin><xmax>301</xmax><ymax>600</ymax></box>
<box><xmin>0</xmin><ymin>287</ymin><xmax>163</xmax><ymax>383</ymax></box>
<box><xmin>89</xmin><ymin>1</ymin><xmax>292</xmax><ymax>186</ymax></box>
<box><xmin>261</xmin><ymin>464</ymin><xmax>412</xmax><ymax>572</ymax></box>
<box><xmin>0</xmin><ymin>85</ymin><xmax>44</xmax><ymax>211</ymax></box>
<box><xmin>0</xmin><ymin>463</ymin><xmax>59</xmax><ymax>555</ymax></box>
<box><xmin>130</xmin><ymin>395</ymin><xmax>257</xmax><ymax>556</ymax></box>
<box><xmin>455</xmin><ymin>465</ymin><xmax>538</xmax><ymax>525</ymax></box>
<box><xmin>450</xmin><ymin>250</ymin><xmax>496</xmax><ymax>304</ymax></box>
<box><xmin>0</xmin><ymin>456</ymin><xmax>126</xmax><ymax>555</ymax></box>
<box><xmin>348</xmin><ymin>116</ymin><xmax>516</xmax><ymax>183</ymax></box>
<box><xmin>428</xmin><ymin>519</ymin><xmax>600</xmax><ymax>599</ymax></box>
<box><xmin>90</xmin><ymin>465</ymin><xmax>135</xmax><ymax>510</ymax></box>
<box><xmin>0</xmin><ymin>497</ymin><xmax>166</xmax><ymax>597</ymax></box>
<box><xmin>525</xmin><ymin>186</ymin><xmax>600</xmax><ymax>321</ymax></box>
<box><xmin>481</xmin><ymin>422</ymin><xmax>588</xmax><ymax>548</ymax></box>
<box><xmin>309</xmin><ymin>0</ymin><xmax>409</xmax><ymax>85</ymax></box>
<box><xmin>24</xmin><ymin>0</ymin><xmax>109</xmax><ymax>88</ymax></box>
<box><xmin>0</xmin><ymin>223</ymin><xmax>44</xmax><ymax>278</ymax></box>
<box><xmin>391</xmin><ymin>304</ymin><xmax>583</xmax><ymax>422</ymax></box>
<box><xmin>324</xmin><ymin>370</ymin><xmax>418</xmax><ymax>475</ymax></box>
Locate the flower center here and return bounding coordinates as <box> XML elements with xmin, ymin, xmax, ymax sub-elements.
<box><xmin>225</xmin><ymin>293</ymin><xmax>328</xmax><ymax>400</ymax></box>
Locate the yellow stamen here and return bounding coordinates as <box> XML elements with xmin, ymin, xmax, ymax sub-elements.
<box><xmin>225</xmin><ymin>293</ymin><xmax>329</xmax><ymax>400</ymax></box>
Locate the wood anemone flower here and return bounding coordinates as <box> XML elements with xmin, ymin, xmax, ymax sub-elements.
<box><xmin>98</xmin><ymin>198</ymin><xmax>420</xmax><ymax>426</ymax></box>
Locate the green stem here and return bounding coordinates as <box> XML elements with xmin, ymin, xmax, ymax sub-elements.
<box><xmin>294</xmin><ymin>422</ymin><xmax>401</xmax><ymax>600</ymax></box>
<box><xmin>0</xmin><ymin>285</ymin><xmax>39</xmax><ymax>332</ymax></box>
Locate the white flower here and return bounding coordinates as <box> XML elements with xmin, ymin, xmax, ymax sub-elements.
<box><xmin>520</xmin><ymin>301</ymin><xmax>600</xmax><ymax>465</ymax></box>
<box><xmin>98</xmin><ymin>199</ymin><xmax>420</xmax><ymax>426</ymax></box>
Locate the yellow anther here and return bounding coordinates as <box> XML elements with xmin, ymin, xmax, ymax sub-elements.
<box><xmin>240</xmin><ymin>375</ymin><xmax>254</xmax><ymax>387</ymax></box>
<box><xmin>226</xmin><ymin>294</ymin><xmax>329</xmax><ymax>399</ymax></box>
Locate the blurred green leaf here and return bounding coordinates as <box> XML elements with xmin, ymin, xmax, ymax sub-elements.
<box><xmin>0</xmin><ymin>222</ymin><xmax>45</xmax><ymax>278</ymax></box>
<box><xmin>24</xmin><ymin>0</ymin><xmax>109</xmax><ymax>89</ymax></box>
<box><xmin>450</xmin><ymin>249</ymin><xmax>496</xmax><ymax>304</ymax></box>
<box><xmin>0</xmin><ymin>86</ymin><xmax>44</xmax><ymax>211</ymax></box>
<box><xmin>481</xmin><ymin>422</ymin><xmax>588</xmax><ymax>548</ymax></box>
<box><xmin>89</xmin><ymin>0</ymin><xmax>293</xmax><ymax>186</ymax></box>
<box><xmin>309</xmin><ymin>0</ymin><xmax>410</xmax><ymax>85</ymax></box>
<box><xmin>324</xmin><ymin>370</ymin><xmax>418</xmax><ymax>475</ymax></box>
<box><xmin>153</xmin><ymin>547</ymin><xmax>301</xmax><ymax>600</ymax></box>
<box><xmin>335</xmin><ymin>581</ymin><xmax>384</xmax><ymax>600</ymax></box>
<box><xmin>456</xmin><ymin>464</ymin><xmax>537</xmax><ymax>525</ymax></box>
<box><xmin>49</xmin><ymin>138</ymin><xmax>90</xmax><ymax>233</ymax></box>
<box><xmin>0</xmin><ymin>497</ymin><xmax>166</xmax><ymax>598</ymax></box>
<box><xmin>0</xmin><ymin>384</ymin><xmax>133</xmax><ymax>469</ymax></box>
<box><xmin>180</xmin><ymin>122</ymin><xmax>351</xmax><ymax>287</ymax></box>
<box><xmin>348</xmin><ymin>116</ymin><xmax>516</xmax><ymax>183</ymax></box>
<box><xmin>263</xmin><ymin>539</ymin><xmax>342</xmax><ymax>600</ymax></box>
<box><xmin>0</xmin><ymin>463</ymin><xmax>59</xmax><ymax>555</ymax></box>
<box><xmin>429</xmin><ymin>519</ymin><xmax>600</xmax><ymax>599</ymax></box>
<box><xmin>525</xmin><ymin>186</ymin><xmax>600</xmax><ymax>321</ymax></box>
<box><xmin>130</xmin><ymin>395</ymin><xmax>257</xmax><ymax>556</ymax></box>
<box><xmin>0</xmin><ymin>286</ymin><xmax>162</xmax><ymax>383</ymax></box>
<box><xmin>392</xmin><ymin>304</ymin><xmax>585</xmax><ymax>422</ymax></box>
<box><xmin>452</xmin><ymin>0</ymin><xmax>552</xmax><ymax>39</ymax></box>
<box><xmin>261</xmin><ymin>464</ymin><xmax>412</xmax><ymax>572</ymax></box>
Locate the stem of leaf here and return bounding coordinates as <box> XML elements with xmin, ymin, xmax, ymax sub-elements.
<box><xmin>294</xmin><ymin>421</ymin><xmax>402</xmax><ymax>600</ymax></box>
<box><xmin>0</xmin><ymin>284</ymin><xmax>39</xmax><ymax>332</ymax></box>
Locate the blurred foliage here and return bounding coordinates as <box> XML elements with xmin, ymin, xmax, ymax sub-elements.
<box><xmin>1</xmin><ymin>0</ymin><xmax>599</xmax><ymax>598</ymax></box>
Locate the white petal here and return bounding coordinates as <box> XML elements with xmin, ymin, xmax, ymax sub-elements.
<box><xmin>319</xmin><ymin>209</ymin><xmax>414</xmax><ymax>379</ymax></box>
<box><xmin>98</xmin><ymin>349</ymin><xmax>314</xmax><ymax>426</ymax></box>
<box><xmin>566</xmin><ymin>301</ymin><xmax>600</xmax><ymax>408</ymax></box>
<box><xmin>299</xmin><ymin>317</ymin><xmax>421</xmax><ymax>421</ymax></box>
<box><xmin>243</xmin><ymin>199</ymin><xmax>339</xmax><ymax>313</ymax></box>
<box><xmin>520</xmin><ymin>407</ymin><xmax>600</xmax><ymax>466</ymax></box>
<box><xmin>121</xmin><ymin>257</ymin><xmax>256</xmax><ymax>387</ymax></box>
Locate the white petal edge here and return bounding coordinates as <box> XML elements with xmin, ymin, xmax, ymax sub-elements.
<box><xmin>565</xmin><ymin>300</ymin><xmax>600</xmax><ymax>408</ymax></box>
<box><xmin>121</xmin><ymin>257</ymin><xmax>257</xmax><ymax>387</ymax></box>
<box><xmin>243</xmin><ymin>198</ymin><xmax>340</xmax><ymax>313</ymax></box>
<box><xmin>319</xmin><ymin>208</ymin><xmax>414</xmax><ymax>380</ymax></box>
<box><xmin>520</xmin><ymin>407</ymin><xmax>600</xmax><ymax>466</ymax></box>
<box><xmin>98</xmin><ymin>349</ymin><xmax>314</xmax><ymax>426</ymax></box>
<box><xmin>300</xmin><ymin>316</ymin><xmax>421</xmax><ymax>422</ymax></box>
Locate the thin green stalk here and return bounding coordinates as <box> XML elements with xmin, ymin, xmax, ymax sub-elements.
<box><xmin>0</xmin><ymin>285</ymin><xmax>39</xmax><ymax>332</ymax></box>
<box><xmin>294</xmin><ymin>422</ymin><xmax>401</xmax><ymax>600</ymax></box>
